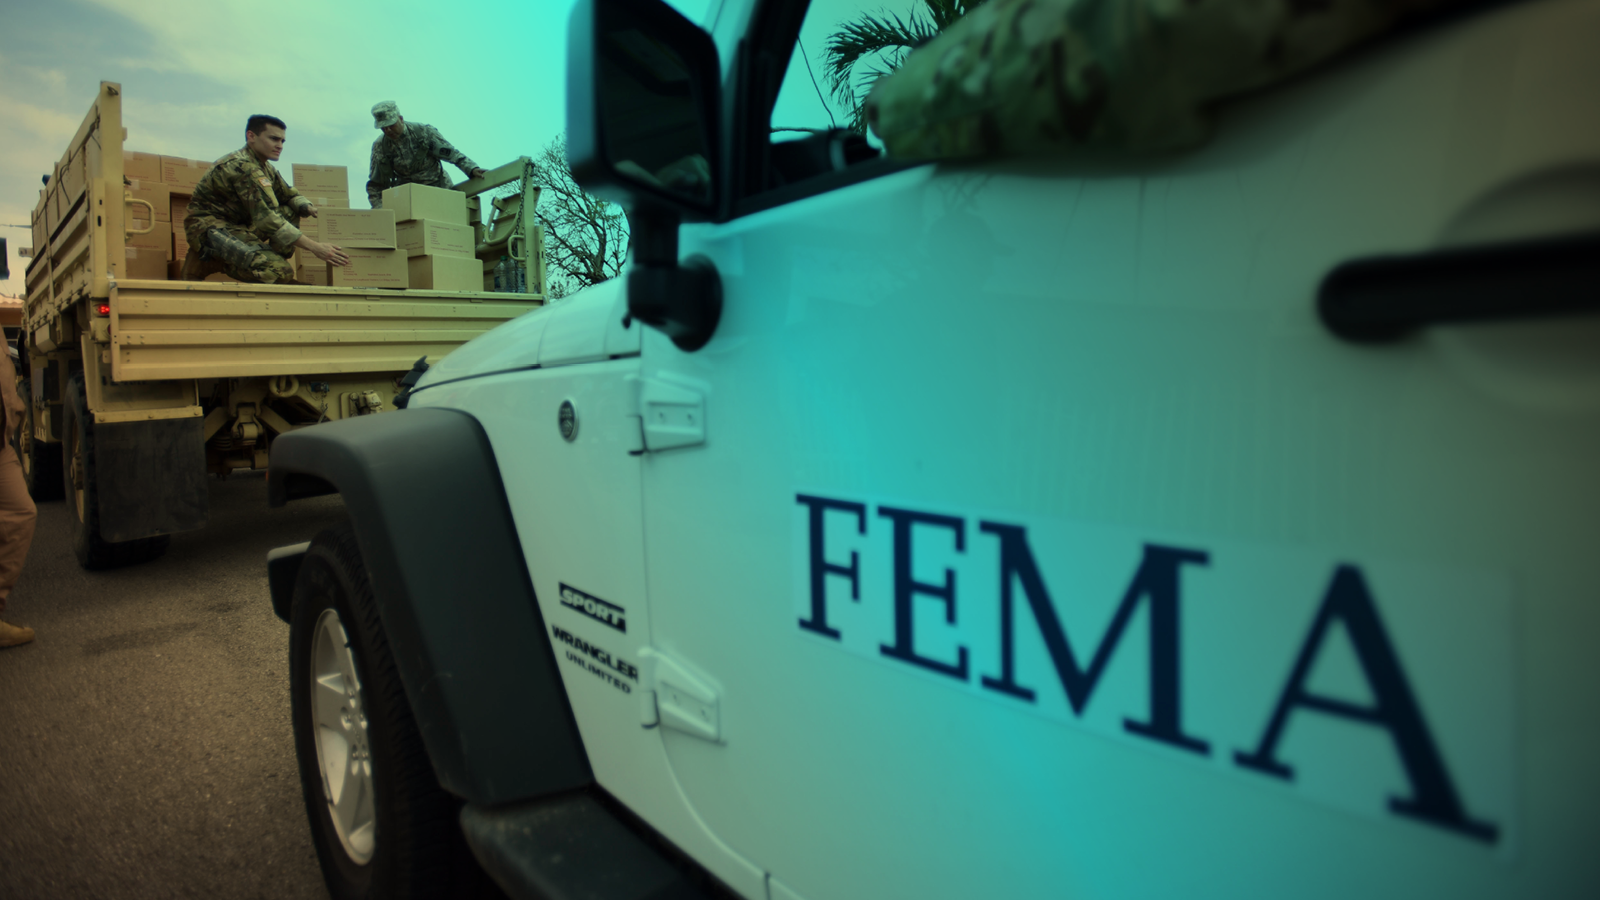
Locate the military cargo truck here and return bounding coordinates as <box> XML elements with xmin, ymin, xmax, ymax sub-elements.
<box><xmin>20</xmin><ymin>82</ymin><xmax>547</xmax><ymax>568</ymax></box>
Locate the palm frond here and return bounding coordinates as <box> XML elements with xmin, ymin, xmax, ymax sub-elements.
<box><xmin>820</xmin><ymin>0</ymin><xmax>987</xmax><ymax>133</ymax></box>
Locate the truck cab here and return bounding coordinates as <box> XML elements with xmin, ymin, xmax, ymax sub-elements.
<box><xmin>266</xmin><ymin>0</ymin><xmax>1600</xmax><ymax>897</ymax></box>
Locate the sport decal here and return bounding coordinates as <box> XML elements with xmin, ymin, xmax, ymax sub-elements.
<box><xmin>559</xmin><ymin>583</ymin><xmax>626</xmax><ymax>632</ymax></box>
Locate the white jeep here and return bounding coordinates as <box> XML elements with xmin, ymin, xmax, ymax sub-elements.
<box><xmin>266</xmin><ymin>0</ymin><xmax>1600</xmax><ymax>897</ymax></box>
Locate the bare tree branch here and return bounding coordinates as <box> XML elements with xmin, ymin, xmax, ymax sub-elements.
<box><xmin>526</xmin><ymin>134</ymin><xmax>631</xmax><ymax>297</ymax></box>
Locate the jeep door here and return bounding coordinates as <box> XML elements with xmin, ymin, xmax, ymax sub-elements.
<box><xmin>632</xmin><ymin>1</ymin><xmax>1600</xmax><ymax>898</ymax></box>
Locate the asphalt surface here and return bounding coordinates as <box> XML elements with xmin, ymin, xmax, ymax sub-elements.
<box><xmin>0</xmin><ymin>471</ymin><xmax>346</xmax><ymax>900</ymax></box>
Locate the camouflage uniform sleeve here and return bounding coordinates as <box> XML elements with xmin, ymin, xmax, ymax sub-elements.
<box><xmin>274</xmin><ymin>166</ymin><xmax>313</xmax><ymax>216</ymax></box>
<box><xmin>424</xmin><ymin>124</ymin><xmax>481</xmax><ymax>177</ymax></box>
<box><xmin>367</xmin><ymin>139</ymin><xmax>390</xmax><ymax>208</ymax></box>
<box><xmin>864</xmin><ymin>0</ymin><xmax>1457</xmax><ymax>160</ymax></box>
<box><xmin>233</xmin><ymin>162</ymin><xmax>302</xmax><ymax>253</ymax></box>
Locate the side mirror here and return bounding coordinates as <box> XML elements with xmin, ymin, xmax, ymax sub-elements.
<box><xmin>567</xmin><ymin>0</ymin><xmax>720</xmax><ymax>218</ymax></box>
<box><xmin>567</xmin><ymin>0</ymin><xmax>724</xmax><ymax>352</ymax></box>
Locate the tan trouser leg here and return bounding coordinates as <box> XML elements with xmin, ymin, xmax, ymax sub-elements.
<box><xmin>0</xmin><ymin>443</ymin><xmax>38</xmax><ymax>616</ymax></box>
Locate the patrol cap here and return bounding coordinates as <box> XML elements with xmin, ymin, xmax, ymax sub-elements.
<box><xmin>372</xmin><ymin>101</ymin><xmax>401</xmax><ymax>129</ymax></box>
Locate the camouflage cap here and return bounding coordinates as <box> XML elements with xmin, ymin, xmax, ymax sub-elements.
<box><xmin>371</xmin><ymin>101</ymin><xmax>401</xmax><ymax>129</ymax></box>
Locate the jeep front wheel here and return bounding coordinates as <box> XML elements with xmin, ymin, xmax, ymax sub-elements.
<box><xmin>289</xmin><ymin>523</ymin><xmax>503</xmax><ymax>900</ymax></box>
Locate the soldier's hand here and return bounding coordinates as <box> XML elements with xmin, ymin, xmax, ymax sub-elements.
<box><xmin>313</xmin><ymin>241</ymin><xmax>351</xmax><ymax>267</ymax></box>
<box><xmin>304</xmin><ymin>206</ymin><xmax>320</xmax><ymax>218</ymax></box>
<box><xmin>471</xmin><ymin>168</ymin><xmax>488</xmax><ymax>180</ymax></box>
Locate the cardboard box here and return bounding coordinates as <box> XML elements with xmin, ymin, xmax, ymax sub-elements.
<box><xmin>381</xmin><ymin>183</ymin><xmax>467</xmax><ymax>225</ymax></box>
<box><xmin>331</xmin><ymin>248</ymin><xmax>407</xmax><ymax>289</ymax></box>
<box><xmin>172</xmin><ymin>223</ymin><xmax>191</xmax><ymax>260</ymax></box>
<box><xmin>298</xmin><ymin>261</ymin><xmax>331</xmax><ymax>286</ymax></box>
<box><xmin>127</xmin><ymin>180</ymin><xmax>171</xmax><ymax>225</ymax></box>
<box><xmin>160</xmin><ymin>157</ymin><xmax>212</xmax><ymax>191</ymax></box>
<box><xmin>169</xmin><ymin>195</ymin><xmax>191</xmax><ymax>227</ymax></box>
<box><xmin>292</xmin><ymin>213</ymin><xmax>320</xmax><ymax>273</ymax></box>
<box><xmin>293</xmin><ymin>247</ymin><xmax>323</xmax><ymax>278</ymax></box>
<box><xmin>124</xmin><ymin>247</ymin><xmax>169</xmax><ymax>280</ymax></box>
<box><xmin>407</xmin><ymin>254</ymin><xmax>482</xmax><ymax>291</ymax></box>
<box><xmin>320</xmin><ymin>209</ymin><xmax>396</xmax><ymax>248</ymax></box>
<box><xmin>291</xmin><ymin>164</ymin><xmax>349</xmax><ymax>196</ymax></box>
<box><xmin>127</xmin><ymin>218</ymin><xmax>171</xmax><ymax>252</ymax></box>
<box><xmin>395</xmin><ymin>219</ymin><xmax>474</xmax><ymax>259</ymax></box>
<box><xmin>124</xmin><ymin>151</ymin><xmax>162</xmax><ymax>183</ymax></box>
<box><xmin>296</xmin><ymin>194</ymin><xmax>350</xmax><ymax>209</ymax></box>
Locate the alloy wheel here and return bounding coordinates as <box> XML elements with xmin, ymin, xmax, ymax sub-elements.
<box><xmin>310</xmin><ymin>607</ymin><xmax>377</xmax><ymax>865</ymax></box>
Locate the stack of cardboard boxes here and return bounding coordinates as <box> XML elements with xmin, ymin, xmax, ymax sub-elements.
<box><xmin>124</xmin><ymin>149</ymin><xmax>216</xmax><ymax>280</ymax></box>
<box><xmin>384</xmin><ymin>184</ymin><xmax>479</xmax><ymax>291</ymax></box>
<box><xmin>292</xmin><ymin>164</ymin><xmax>412</xmax><ymax>288</ymax></box>
<box><xmin>291</xmin><ymin>164</ymin><xmax>352</xmax><ymax>286</ymax></box>
<box><xmin>291</xmin><ymin>164</ymin><xmax>350</xmax><ymax>211</ymax></box>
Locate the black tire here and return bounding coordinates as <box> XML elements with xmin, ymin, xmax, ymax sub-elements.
<box><xmin>289</xmin><ymin>523</ymin><xmax>503</xmax><ymax>900</ymax></box>
<box><xmin>62</xmin><ymin>371</ymin><xmax>170</xmax><ymax>569</ymax></box>
<box><xmin>12</xmin><ymin>378</ymin><xmax>65</xmax><ymax>502</ymax></box>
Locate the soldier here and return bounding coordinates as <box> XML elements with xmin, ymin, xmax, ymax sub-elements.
<box><xmin>180</xmin><ymin>114</ymin><xmax>350</xmax><ymax>283</ymax></box>
<box><xmin>0</xmin><ymin>341</ymin><xmax>36</xmax><ymax>648</ymax></box>
<box><xmin>366</xmin><ymin>101</ymin><xmax>489</xmax><ymax>209</ymax></box>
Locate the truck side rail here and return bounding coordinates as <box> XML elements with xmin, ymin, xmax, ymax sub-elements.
<box><xmin>25</xmin><ymin>81</ymin><xmax>126</xmax><ymax>331</ymax></box>
<box><xmin>108</xmin><ymin>280</ymin><xmax>539</xmax><ymax>382</ymax></box>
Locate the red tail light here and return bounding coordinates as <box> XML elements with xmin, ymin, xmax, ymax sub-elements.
<box><xmin>96</xmin><ymin>303</ymin><xmax>110</xmax><ymax>316</ymax></box>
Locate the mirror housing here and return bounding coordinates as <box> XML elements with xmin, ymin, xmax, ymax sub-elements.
<box><xmin>567</xmin><ymin>0</ymin><xmax>725</xmax><ymax>352</ymax></box>
<box><xmin>566</xmin><ymin>0</ymin><xmax>720</xmax><ymax>219</ymax></box>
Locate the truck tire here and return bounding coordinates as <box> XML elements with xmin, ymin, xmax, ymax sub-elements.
<box><xmin>289</xmin><ymin>523</ymin><xmax>504</xmax><ymax>900</ymax></box>
<box><xmin>13</xmin><ymin>379</ymin><xmax>64</xmax><ymax>502</ymax></box>
<box><xmin>63</xmin><ymin>372</ymin><xmax>170</xmax><ymax>570</ymax></box>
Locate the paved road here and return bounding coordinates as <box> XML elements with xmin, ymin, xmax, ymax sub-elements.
<box><xmin>0</xmin><ymin>471</ymin><xmax>345</xmax><ymax>900</ymax></box>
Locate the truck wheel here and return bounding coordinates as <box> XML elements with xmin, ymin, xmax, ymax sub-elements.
<box><xmin>63</xmin><ymin>372</ymin><xmax>170</xmax><ymax>570</ymax></box>
<box><xmin>13</xmin><ymin>379</ymin><xmax>64</xmax><ymax>502</ymax></box>
<box><xmin>289</xmin><ymin>523</ymin><xmax>501</xmax><ymax>900</ymax></box>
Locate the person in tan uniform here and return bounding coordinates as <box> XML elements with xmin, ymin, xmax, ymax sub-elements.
<box><xmin>0</xmin><ymin>341</ymin><xmax>37</xmax><ymax>647</ymax></box>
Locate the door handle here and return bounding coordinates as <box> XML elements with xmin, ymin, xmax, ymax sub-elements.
<box><xmin>1318</xmin><ymin>231</ymin><xmax>1600</xmax><ymax>342</ymax></box>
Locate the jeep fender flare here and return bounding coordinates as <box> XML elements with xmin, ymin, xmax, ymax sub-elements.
<box><xmin>266</xmin><ymin>408</ymin><xmax>592</xmax><ymax>806</ymax></box>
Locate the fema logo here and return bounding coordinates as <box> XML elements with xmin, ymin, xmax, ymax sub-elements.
<box><xmin>559</xmin><ymin>400</ymin><xmax>578</xmax><ymax>442</ymax></box>
<box><xmin>559</xmin><ymin>583</ymin><xmax>626</xmax><ymax>632</ymax></box>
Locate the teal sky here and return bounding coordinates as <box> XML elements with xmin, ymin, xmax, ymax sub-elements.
<box><xmin>2</xmin><ymin>0</ymin><xmax>712</xmax><ymax>289</ymax></box>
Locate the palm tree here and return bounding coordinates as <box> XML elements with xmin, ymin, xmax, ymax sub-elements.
<box><xmin>822</xmin><ymin>0</ymin><xmax>985</xmax><ymax>133</ymax></box>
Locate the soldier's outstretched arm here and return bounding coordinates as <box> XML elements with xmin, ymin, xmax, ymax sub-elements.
<box><xmin>428</xmin><ymin>125</ymin><xmax>481</xmax><ymax>178</ymax></box>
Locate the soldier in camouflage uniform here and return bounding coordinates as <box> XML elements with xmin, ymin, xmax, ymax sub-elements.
<box><xmin>366</xmin><ymin>101</ymin><xmax>489</xmax><ymax>209</ymax></box>
<box><xmin>181</xmin><ymin>114</ymin><xmax>350</xmax><ymax>283</ymax></box>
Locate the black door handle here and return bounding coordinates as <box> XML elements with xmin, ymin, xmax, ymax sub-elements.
<box><xmin>1318</xmin><ymin>231</ymin><xmax>1600</xmax><ymax>342</ymax></box>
